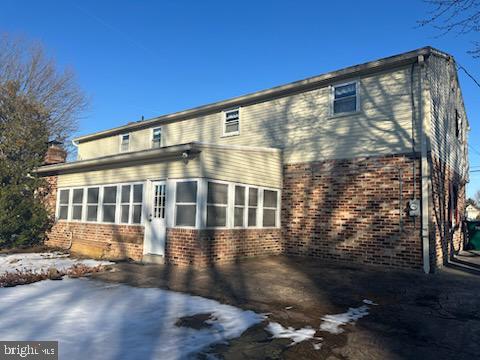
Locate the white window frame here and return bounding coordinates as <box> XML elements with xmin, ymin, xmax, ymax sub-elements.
<box><xmin>151</xmin><ymin>127</ymin><xmax>163</xmax><ymax>148</ymax></box>
<box><xmin>119</xmin><ymin>133</ymin><xmax>130</xmax><ymax>152</ymax></box>
<box><xmin>261</xmin><ymin>189</ymin><xmax>281</xmax><ymax>228</ymax></box>
<box><xmin>173</xmin><ymin>179</ymin><xmax>199</xmax><ymax>229</ymax></box>
<box><xmin>247</xmin><ymin>187</ymin><xmax>259</xmax><ymax>228</ymax></box>
<box><xmin>222</xmin><ymin>107</ymin><xmax>241</xmax><ymax>137</ymax></box>
<box><xmin>205</xmin><ymin>181</ymin><xmax>230</xmax><ymax>229</ymax></box>
<box><xmin>56</xmin><ymin>182</ymin><xmax>145</xmax><ymax>226</ymax></box>
<box><xmin>330</xmin><ymin>81</ymin><xmax>360</xmax><ymax>116</ymax></box>
<box><xmin>234</xmin><ymin>185</ymin><xmax>246</xmax><ymax>228</ymax></box>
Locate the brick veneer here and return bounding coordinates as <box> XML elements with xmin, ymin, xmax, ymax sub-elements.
<box><xmin>282</xmin><ymin>154</ymin><xmax>424</xmax><ymax>270</ymax></box>
<box><xmin>165</xmin><ymin>228</ymin><xmax>282</xmax><ymax>266</ymax></box>
<box><xmin>46</xmin><ymin>222</ymin><xmax>144</xmax><ymax>261</ymax></box>
<box><xmin>430</xmin><ymin>156</ymin><xmax>466</xmax><ymax>268</ymax></box>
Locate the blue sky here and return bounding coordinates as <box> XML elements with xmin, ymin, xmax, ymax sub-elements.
<box><xmin>1</xmin><ymin>0</ymin><xmax>479</xmax><ymax>196</ymax></box>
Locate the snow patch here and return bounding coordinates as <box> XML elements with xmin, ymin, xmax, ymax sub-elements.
<box><xmin>0</xmin><ymin>252</ymin><xmax>113</xmax><ymax>275</ymax></box>
<box><xmin>320</xmin><ymin>305</ymin><xmax>370</xmax><ymax>334</ymax></box>
<box><xmin>0</xmin><ymin>278</ymin><xmax>264</xmax><ymax>359</ymax></box>
<box><xmin>362</xmin><ymin>299</ymin><xmax>378</xmax><ymax>306</ymax></box>
<box><xmin>266</xmin><ymin>322</ymin><xmax>318</xmax><ymax>345</ymax></box>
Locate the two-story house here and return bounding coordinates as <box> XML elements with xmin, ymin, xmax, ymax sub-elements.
<box><xmin>37</xmin><ymin>47</ymin><xmax>469</xmax><ymax>273</ymax></box>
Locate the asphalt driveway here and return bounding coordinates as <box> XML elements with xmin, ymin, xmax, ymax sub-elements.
<box><xmin>92</xmin><ymin>256</ymin><xmax>480</xmax><ymax>359</ymax></box>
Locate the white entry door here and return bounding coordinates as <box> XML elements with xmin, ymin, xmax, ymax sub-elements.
<box><xmin>145</xmin><ymin>181</ymin><xmax>167</xmax><ymax>255</ymax></box>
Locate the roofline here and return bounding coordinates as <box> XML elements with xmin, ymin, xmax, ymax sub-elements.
<box><xmin>75</xmin><ymin>46</ymin><xmax>449</xmax><ymax>143</ymax></box>
<box><xmin>35</xmin><ymin>142</ymin><xmax>280</xmax><ymax>175</ymax></box>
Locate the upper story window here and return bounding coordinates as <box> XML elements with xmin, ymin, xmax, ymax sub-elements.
<box><xmin>223</xmin><ymin>108</ymin><xmax>240</xmax><ymax>136</ymax></box>
<box><xmin>332</xmin><ymin>82</ymin><xmax>358</xmax><ymax>115</ymax></box>
<box><xmin>152</xmin><ymin>127</ymin><xmax>162</xmax><ymax>148</ymax></box>
<box><xmin>120</xmin><ymin>134</ymin><xmax>130</xmax><ymax>152</ymax></box>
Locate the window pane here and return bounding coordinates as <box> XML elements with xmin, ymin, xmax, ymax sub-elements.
<box><xmin>121</xmin><ymin>205</ymin><xmax>130</xmax><ymax>223</ymax></box>
<box><xmin>176</xmin><ymin>205</ymin><xmax>196</xmax><ymax>226</ymax></box>
<box><xmin>225</xmin><ymin>122</ymin><xmax>239</xmax><ymax>133</ymax></box>
<box><xmin>73</xmin><ymin>189</ymin><xmax>83</xmax><ymax>204</ymax></box>
<box><xmin>225</xmin><ymin>109</ymin><xmax>239</xmax><ymax>120</ymax></box>
<box><xmin>103</xmin><ymin>186</ymin><xmax>117</xmax><ymax>204</ymax></box>
<box><xmin>176</xmin><ymin>181</ymin><xmax>197</xmax><ymax>203</ymax></box>
<box><xmin>334</xmin><ymin>97</ymin><xmax>356</xmax><ymax>114</ymax></box>
<box><xmin>207</xmin><ymin>182</ymin><xmax>228</xmax><ymax>204</ymax></box>
<box><xmin>58</xmin><ymin>206</ymin><xmax>68</xmax><ymax>220</ymax></box>
<box><xmin>72</xmin><ymin>205</ymin><xmax>82</xmax><ymax>220</ymax></box>
<box><xmin>334</xmin><ymin>83</ymin><xmax>356</xmax><ymax>99</ymax></box>
<box><xmin>132</xmin><ymin>204</ymin><xmax>142</xmax><ymax>224</ymax></box>
<box><xmin>207</xmin><ymin>205</ymin><xmax>227</xmax><ymax>227</ymax></box>
<box><xmin>133</xmin><ymin>184</ymin><xmax>143</xmax><ymax>203</ymax></box>
<box><xmin>87</xmin><ymin>205</ymin><xmax>98</xmax><ymax>222</ymax></box>
<box><xmin>248</xmin><ymin>208</ymin><xmax>257</xmax><ymax>227</ymax></box>
<box><xmin>87</xmin><ymin>188</ymin><xmax>99</xmax><ymax>203</ymax></box>
<box><xmin>153</xmin><ymin>128</ymin><xmax>161</xmax><ymax>140</ymax></box>
<box><xmin>264</xmin><ymin>190</ymin><xmax>278</xmax><ymax>208</ymax></box>
<box><xmin>263</xmin><ymin>209</ymin><xmax>276</xmax><ymax>227</ymax></box>
<box><xmin>248</xmin><ymin>188</ymin><xmax>258</xmax><ymax>206</ymax></box>
<box><xmin>59</xmin><ymin>190</ymin><xmax>69</xmax><ymax>205</ymax></box>
<box><xmin>234</xmin><ymin>207</ymin><xmax>244</xmax><ymax>227</ymax></box>
<box><xmin>235</xmin><ymin>186</ymin><xmax>245</xmax><ymax>205</ymax></box>
<box><xmin>103</xmin><ymin>205</ymin><xmax>116</xmax><ymax>223</ymax></box>
<box><xmin>121</xmin><ymin>185</ymin><xmax>131</xmax><ymax>203</ymax></box>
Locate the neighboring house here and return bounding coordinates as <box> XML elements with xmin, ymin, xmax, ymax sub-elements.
<box><xmin>37</xmin><ymin>47</ymin><xmax>469</xmax><ymax>273</ymax></box>
<box><xmin>466</xmin><ymin>204</ymin><xmax>480</xmax><ymax>220</ymax></box>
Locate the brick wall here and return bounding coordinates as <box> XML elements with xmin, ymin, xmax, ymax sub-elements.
<box><xmin>282</xmin><ymin>154</ymin><xmax>424</xmax><ymax>270</ymax></box>
<box><xmin>165</xmin><ymin>228</ymin><xmax>282</xmax><ymax>266</ymax></box>
<box><xmin>430</xmin><ymin>156</ymin><xmax>467</xmax><ymax>268</ymax></box>
<box><xmin>46</xmin><ymin>222</ymin><xmax>144</xmax><ymax>261</ymax></box>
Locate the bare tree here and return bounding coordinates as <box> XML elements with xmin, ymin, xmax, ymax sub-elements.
<box><xmin>419</xmin><ymin>0</ymin><xmax>480</xmax><ymax>57</ymax></box>
<box><xmin>0</xmin><ymin>33</ymin><xmax>88</xmax><ymax>146</ymax></box>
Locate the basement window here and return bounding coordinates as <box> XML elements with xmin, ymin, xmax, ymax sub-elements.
<box><xmin>332</xmin><ymin>82</ymin><xmax>358</xmax><ymax>115</ymax></box>
<box><xmin>223</xmin><ymin>108</ymin><xmax>240</xmax><ymax>136</ymax></box>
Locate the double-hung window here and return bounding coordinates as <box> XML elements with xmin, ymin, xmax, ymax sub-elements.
<box><xmin>86</xmin><ymin>187</ymin><xmax>100</xmax><ymax>221</ymax></box>
<box><xmin>102</xmin><ymin>186</ymin><xmax>117</xmax><ymax>223</ymax></box>
<box><xmin>58</xmin><ymin>189</ymin><xmax>70</xmax><ymax>220</ymax></box>
<box><xmin>247</xmin><ymin>188</ymin><xmax>258</xmax><ymax>227</ymax></box>
<box><xmin>207</xmin><ymin>182</ymin><xmax>228</xmax><ymax>227</ymax></box>
<box><xmin>234</xmin><ymin>185</ymin><xmax>246</xmax><ymax>227</ymax></box>
<box><xmin>120</xmin><ymin>185</ymin><xmax>131</xmax><ymax>223</ymax></box>
<box><xmin>332</xmin><ymin>82</ymin><xmax>358</xmax><ymax>115</ymax></box>
<box><xmin>72</xmin><ymin>189</ymin><xmax>84</xmax><ymax>221</ymax></box>
<box><xmin>223</xmin><ymin>108</ymin><xmax>240</xmax><ymax>136</ymax></box>
<box><xmin>152</xmin><ymin>128</ymin><xmax>162</xmax><ymax>148</ymax></box>
<box><xmin>263</xmin><ymin>190</ymin><xmax>278</xmax><ymax>227</ymax></box>
<box><xmin>132</xmin><ymin>184</ymin><xmax>143</xmax><ymax>224</ymax></box>
<box><xmin>175</xmin><ymin>181</ymin><xmax>197</xmax><ymax>227</ymax></box>
<box><xmin>120</xmin><ymin>134</ymin><xmax>130</xmax><ymax>152</ymax></box>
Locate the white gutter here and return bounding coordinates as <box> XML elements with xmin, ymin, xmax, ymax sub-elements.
<box><xmin>418</xmin><ymin>55</ymin><xmax>431</xmax><ymax>274</ymax></box>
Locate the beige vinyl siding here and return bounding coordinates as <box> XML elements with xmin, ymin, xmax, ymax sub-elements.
<box><xmin>427</xmin><ymin>55</ymin><xmax>468</xmax><ymax>178</ymax></box>
<box><xmin>58</xmin><ymin>148</ymin><xmax>282</xmax><ymax>189</ymax></box>
<box><xmin>77</xmin><ymin>65</ymin><xmax>420</xmax><ymax>164</ymax></box>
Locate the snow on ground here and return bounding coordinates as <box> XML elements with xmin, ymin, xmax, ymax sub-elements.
<box><xmin>319</xmin><ymin>299</ymin><xmax>377</xmax><ymax>334</ymax></box>
<box><xmin>266</xmin><ymin>322</ymin><xmax>318</xmax><ymax>345</ymax></box>
<box><xmin>0</xmin><ymin>278</ymin><xmax>264</xmax><ymax>360</ymax></box>
<box><xmin>0</xmin><ymin>252</ymin><xmax>113</xmax><ymax>275</ymax></box>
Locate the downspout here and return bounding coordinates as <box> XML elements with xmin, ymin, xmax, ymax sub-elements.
<box><xmin>418</xmin><ymin>55</ymin><xmax>431</xmax><ymax>274</ymax></box>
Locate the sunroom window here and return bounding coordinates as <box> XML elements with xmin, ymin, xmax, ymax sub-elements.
<box><xmin>102</xmin><ymin>186</ymin><xmax>117</xmax><ymax>223</ymax></box>
<box><xmin>175</xmin><ymin>181</ymin><xmax>197</xmax><ymax>227</ymax></box>
<box><xmin>248</xmin><ymin>188</ymin><xmax>258</xmax><ymax>227</ymax></box>
<box><xmin>234</xmin><ymin>185</ymin><xmax>246</xmax><ymax>227</ymax></box>
<box><xmin>263</xmin><ymin>190</ymin><xmax>278</xmax><ymax>227</ymax></box>
<box><xmin>86</xmin><ymin>187</ymin><xmax>99</xmax><ymax>222</ymax></box>
<box><xmin>58</xmin><ymin>189</ymin><xmax>70</xmax><ymax>220</ymax></box>
<box><xmin>332</xmin><ymin>82</ymin><xmax>358</xmax><ymax>115</ymax></box>
<box><xmin>72</xmin><ymin>189</ymin><xmax>84</xmax><ymax>220</ymax></box>
<box><xmin>207</xmin><ymin>182</ymin><xmax>228</xmax><ymax>227</ymax></box>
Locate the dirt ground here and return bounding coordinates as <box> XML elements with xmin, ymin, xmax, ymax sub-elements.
<box><xmin>92</xmin><ymin>256</ymin><xmax>480</xmax><ymax>359</ymax></box>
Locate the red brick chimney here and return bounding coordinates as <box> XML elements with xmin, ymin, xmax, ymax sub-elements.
<box><xmin>44</xmin><ymin>140</ymin><xmax>67</xmax><ymax>165</ymax></box>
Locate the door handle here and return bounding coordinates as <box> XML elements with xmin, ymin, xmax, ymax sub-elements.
<box><xmin>148</xmin><ymin>214</ymin><xmax>153</xmax><ymax>222</ymax></box>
